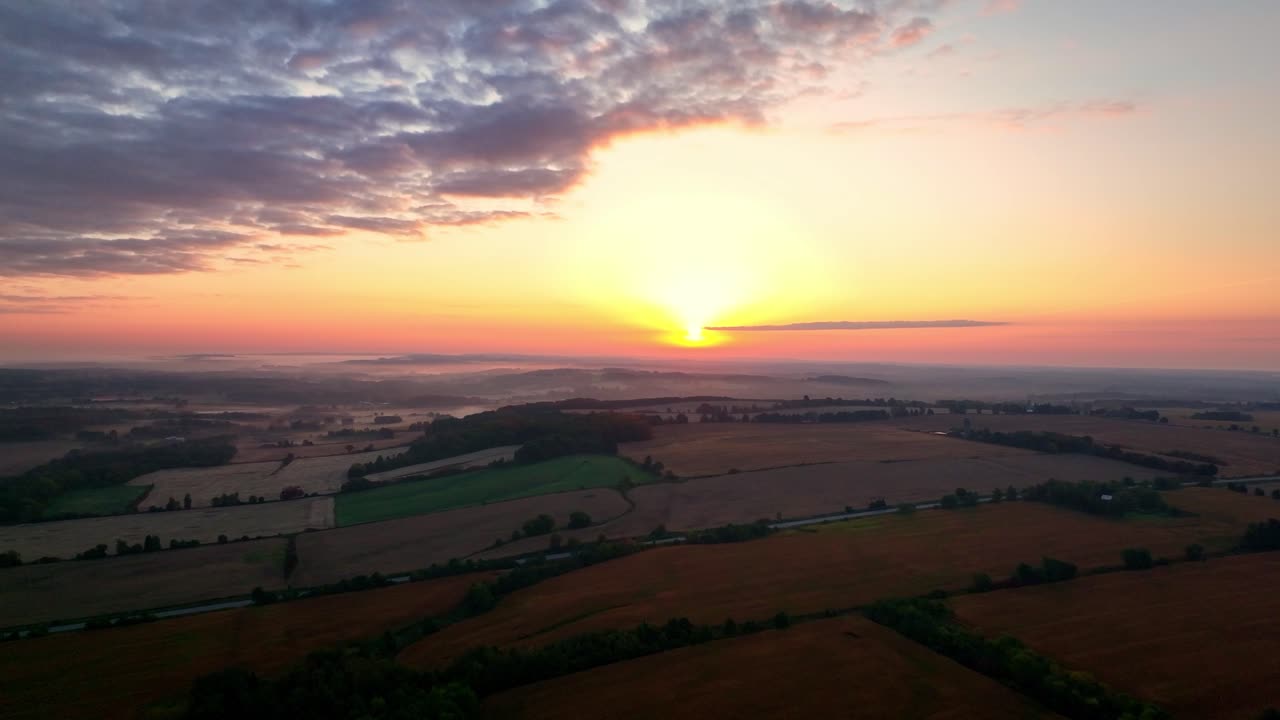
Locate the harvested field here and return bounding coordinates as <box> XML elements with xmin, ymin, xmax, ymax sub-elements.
<box><xmin>0</xmin><ymin>538</ymin><xmax>287</xmax><ymax>626</ymax></box>
<box><xmin>620</xmin><ymin>422</ymin><xmax>1032</xmax><ymax>477</ymax></box>
<box><xmin>953</xmin><ymin>552</ymin><xmax>1280</xmax><ymax>719</ymax></box>
<box><xmin>483</xmin><ymin>615</ymin><xmax>1058</xmax><ymax>720</ymax></box>
<box><xmin>0</xmin><ymin>496</ymin><xmax>333</xmax><ymax>559</ymax></box>
<box><xmin>0</xmin><ymin>573</ymin><xmax>486</xmax><ymax>720</ymax></box>
<box><xmin>612</xmin><ymin>454</ymin><xmax>1166</xmax><ymax>532</ymax></box>
<box><xmin>293</xmin><ymin>489</ymin><xmax>629</xmax><ymax>586</ymax></box>
<box><xmin>364</xmin><ymin>445</ymin><xmax>520</xmax><ymax>483</ymax></box>
<box><xmin>1163</xmin><ymin>486</ymin><xmax>1280</xmax><ymax>536</ymax></box>
<box><xmin>130</xmin><ymin>448</ymin><xmax>401</xmax><ymax>508</ymax></box>
<box><xmin>902</xmin><ymin>414</ymin><xmax>1280</xmax><ymax>477</ymax></box>
<box><xmin>401</xmin><ymin>501</ymin><xmax>1248</xmax><ymax>669</ymax></box>
<box><xmin>130</xmin><ymin>461</ymin><xmax>278</xmax><ymax>508</ymax></box>
<box><xmin>0</xmin><ymin>440</ymin><xmax>82</xmax><ymax>475</ymax></box>
<box><xmin>338</xmin><ymin>455</ymin><xmax>645</xmax><ymax>526</ymax></box>
<box><xmin>231</xmin><ymin>437</ymin><xmax>407</xmax><ymax>464</ymax></box>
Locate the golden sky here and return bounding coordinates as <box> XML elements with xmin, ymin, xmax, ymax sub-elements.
<box><xmin>1</xmin><ymin>2</ymin><xmax>1277</xmax><ymax>369</ymax></box>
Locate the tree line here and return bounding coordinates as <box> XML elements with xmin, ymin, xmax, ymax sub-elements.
<box><xmin>345</xmin><ymin>409</ymin><xmax>653</xmax><ymax>480</ymax></box>
<box><xmin>958</xmin><ymin>428</ymin><xmax>1217</xmax><ymax>476</ymax></box>
<box><xmin>865</xmin><ymin>598</ymin><xmax>1167</xmax><ymax>720</ymax></box>
<box><xmin>0</xmin><ymin>437</ymin><xmax>238</xmax><ymax>523</ymax></box>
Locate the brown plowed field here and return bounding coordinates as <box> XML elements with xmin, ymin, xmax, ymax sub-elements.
<box><xmin>617</xmin><ymin>454</ymin><xmax>1165</xmax><ymax>531</ymax></box>
<box><xmin>483</xmin><ymin>615</ymin><xmax>1060</xmax><ymax>720</ymax></box>
<box><xmin>953</xmin><ymin>552</ymin><xmax>1280</xmax><ymax>720</ymax></box>
<box><xmin>619</xmin><ymin>422</ymin><xmax>1030</xmax><ymax>477</ymax></box>
<box><xmin>0</xmin><ymin>572</ymin><xmax>485</xmax><ymax>720</ymax></box>
<box><xmin>901</xmin><ymin>414</ymin><xmax>1280</xmax><ymax>477</ymax></box>
<box><xmin>0</xmin><ymin>538</ymin><xmax>288</xmax><ymax>626</ymax></box>
<box><xmin>292</xmin><ymin>489</ymin><xmax>628</xmax><ymax>586</ymax></box>
<box><xmin>0</xmin><ymin>496</ymin><xmax>333</xmax><ymax>559</ymax></box>
<box><xmin>400</xmin><ymin>500</ymin><xmax>1250</xmax><ymax>670</ymax></box>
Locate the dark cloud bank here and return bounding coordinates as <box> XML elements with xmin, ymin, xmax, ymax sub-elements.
<box><xmin>0</xmin><ymin>0</ymin><xmax>949</xmax><ymax>277</ymax></box>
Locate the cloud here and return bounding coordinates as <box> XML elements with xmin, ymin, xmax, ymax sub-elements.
<box><xmin>890</xmin><ymin>18</ymin><xmax>934</xmax><ymax>48</ymax></box>
<box><xmin>706</xmin><ymin>319</ymin><xmax>1009</xmax><ymax>331</ymax></box>
<box><xmin>982</xmin><ymin>0</ymin><xmax>1020</xmax><ymax>15</ymax></box>
<box><xmin>830</xmin><ymin>99</ymin><xmax>1139</xmax><ymax>134</ymax></box>
<box><xmin>0</xmin><ymin>293</ymin><xmax>141</xmax><ymax>314</ymax></box>
<box><xmin>0</xmin><ymin>1</ymin><xmax>953</xmax><ymax>277</ymax></box>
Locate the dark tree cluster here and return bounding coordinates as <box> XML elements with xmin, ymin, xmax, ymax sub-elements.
<box><xmin>939</xmin><ymin>488</ymin><xmax>982</xmax><ymax>509</ymax></box>
<box><xmin>684</xmin><ymin>519</ymin><xmax>775</xmax><ymax>544</ymax></box>
<box><xmin>865</xmin><ymin>598</ymin><xmax>1167</xmax><ymax>720</ymax></box>
<box><xmin>0</xmin><ymin>437</ymin><xmax>237</xmax><ymax>523</ymax></box>
<box><xmin>346</xmin><ymin>409</ymin><xmax>653</xmax><ymax>480</ymax></box>
<box><xmin>1240</xmin><ymin>519</ymin><xmax>1280</xmax><ymax>552</ymax></box>
<box><xmin>1191</xmin><ymin>411</ymin><xmax>1254</xmax><ymax>422</ymax></box>
<box><xmin>958</xmin><ymin>429</ymin><xmax>1217</xmax><ymax>476</ymax></box>
<box><xmin>1020</xmin><ymin>479</ymin><xmax>1176</xmax><ymax>518</ymax></box>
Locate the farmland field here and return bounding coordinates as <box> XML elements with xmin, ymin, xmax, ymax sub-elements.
<box><xmin>1159</xmin><ymin>407</ymin><xmax>1280</xmax><ymax>433</ymax></box>
<box><xmin>953</xmin><ymin>552</ymin><xmax>1280</xmax><ymax>719</ymax></box>
<box><xmin>401</xmin><ymin>500</ymin><xmax>1250</xmax><ymax>669</ymax></box>
<box><xmin>611</xmin><ymin>454</ymin><xmax>1166</xmax><ymax>532</ymax></box>
<box><xmin>619</xmin><ymin>422</ymin><xmax>1035</xmax><ymax>477</ymax></box>
<box><xmin>901</xmin><ymin>413</ymin><xmax>1280</xmax><ymax>477</ymax></box>
<box><xmin>294</xmin><ymin>489</ymin><xmax>629</xmax><ymax>586</ymax></box>
<box><xmin>130</xmin><ymin>448</ymin><xmax>403</xmax><ymax>509</ymax></box>
<box><xmin>336</xmin><ymin>455</ymin><xmax>647</xmax><ymax>526</ymax></box>
<box><xmin>483</xmin><ymin>615</ymin><xmax>1059</xmax><ymax>720</ymax></box>
<box><xmin>363</xmin><ymin>444</ymin><xmax>520</xmax><ymax>483</ymax></box>
<box><xmin>44</xmin><ymin>484</ymin><xmax>151</xmax><ymax>517</ymax></box>
<box><xmin>0</xmin><ymin>496</ymin><xmax>333</xmax><ymax>559</ymax></box>
<box><xmin>0</xmin><ymin>572</ymin><xmax>486</xmax><ymax>720</ymax></box>
<box><xmin>0</xmin><ymin>537</ymin><xmax>288</xmax><ymax>626</ymax></box>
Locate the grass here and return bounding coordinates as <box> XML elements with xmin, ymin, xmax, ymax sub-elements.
<box><xmin>44</xmin><ymin>485</ymin><xmax>150</xmax><ymax>517</ymax></box>
<box><xmin>335</xmin><ymin>455</ymin><xmax>650</xmax><ymax>527</ymax></box>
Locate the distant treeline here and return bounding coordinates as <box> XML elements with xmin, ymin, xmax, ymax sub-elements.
<box><xmin>772</xmin><ymin>397</ymin><xmax>929</xmax><ymax>410</ymax></box>
<box><xmin>507</xmin><ymin>396</ymin><xmax>734</xmax><ymax>411</ymax></box>
<box><xmin>958</xmin><ymin>429</ymin><xmax>1217</xmax><ymax>476</ymax></box>
<box><xmin>0</xmin><ymin>406</ymin><xmax>264</xmax><ymax>443</ymax></box>
<box><xmin>753</xmin><ymin>409</ymin><xmax>893</xmax><ymax>424</ymax></box>
<box><xmin>346</xmin><ymin>409</ymin><xmax>653</xmax><ymax>480</ymax></box>
<box><xmin>0</xmin><ymin>437</ymin><xmax>237</xmax><ymax>523</ymax></box>
<box><xmin>1191</xmin><ymin>411</ymin><xmax>1254</xmax><ymax>422</ymax></box>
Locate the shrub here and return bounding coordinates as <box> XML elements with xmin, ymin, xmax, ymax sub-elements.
<box><xmin>567</xmin><ymin>510</ymin><xmax>591</xmax><ymax>529</ymax></box>
<box><xmin>1122</xmin><ymin>547</ymin><xmax>1154</xmax><ymax>570</ymax></box>
<box><xmin>896</xmin><ymin>502</ymin><xmax>917</xmax><ymax>515</ymax></box>
<box><xmin>969</xmin><ymin>573</ymin><xmax>995</xmax><ymax>592</ymax></box>
<box><xmin>1185</xmin><ymin>543</ymin><xmax>1205</xmax><ymax>561</ymax></box>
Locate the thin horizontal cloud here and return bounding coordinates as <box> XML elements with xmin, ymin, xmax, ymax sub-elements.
<box><xmin>0</xmin><ymin>293</ymin><xmax>142</xmax><ymax>314</ymax></box>
<box><xmin>707</xmin><ymin>319</ymin><xmax>1009</xmax><ymax>331</ymax></box>
<box><xmin>830</xmin><ymin>99</ymin><xmax>1139</xmax><ymax>134</ymax></box>
<box><xmin>0</xmin><ymin>0</ymin><xmax>958</xmax><ymax>277</ymax></box>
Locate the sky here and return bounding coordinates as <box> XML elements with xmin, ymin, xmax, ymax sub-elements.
<box><xmin>1</xmin><ymin>0</ymin><xmax>1277</xmax><ymax>369</ymax></box>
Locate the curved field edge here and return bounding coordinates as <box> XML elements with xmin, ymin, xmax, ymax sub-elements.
<box><xmin>334</xmin><ymin>455</ymin><xmax>654</xmax><ymax>527</ymax></box>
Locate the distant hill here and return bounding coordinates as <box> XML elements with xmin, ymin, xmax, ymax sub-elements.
<box><xmin>807</xmin><ymin>375</ymin><xmax>891</xmax><ymax>386</ymax></box>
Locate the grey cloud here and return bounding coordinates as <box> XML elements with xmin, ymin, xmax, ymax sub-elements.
<box><xmin>707</xmin><ymin>320</ymin><xmax>1009</xmax><ymax>331</ymax></box>
<box><xmin>0</xmin><ymin>0</ymin><xmax>954</xmax><ymax>277</ymax></box>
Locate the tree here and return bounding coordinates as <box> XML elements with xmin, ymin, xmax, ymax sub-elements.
<box><xmin>897</xmin><ymin>502</ymin><xmax>917</xmax><ymax>515</ymax></box>
<box><xmin>279</xmin><ymin>485</ymin><xmax>305</xmax><ymax>501</ymax></box>
<box><xmin>1122</xmin><ymin>547</ymin><xmax>1154</xmax><ymax>570</ymax></box>
<box><xmin>568</xmin><ymin>511</ymin><xmax>591</xmax><ymax>529</ymax></box>
<box><xmin>1185</xmin><ymin>543</ymin><xmax>1205</xmax><ymax>561</ymax></box>
<box><xmin>940</xmin><ymin>494</ymin><xmax>959</xmax><ymax>509</ymax></box>
<box><xmin>464</xmin><ymin>582</ymin><xmax>496</xmax><ymax>614</ymax></box>
<box><xmin>1006</xmin><ymin>485</ymin><xmax>1019</xmax><ymax>501</ymax></box>
<box><xmin>773</xmin><ymin>611</ymin><xmax>791</xmax><ymax>629</ymax></box>
<box><xmin>1271</xmin><ymin>489</ymin><xmax>1280</xmax><ymax>501</ymax></box>
<box><xmin>1041</xmin><ymin>556</ymin><xmax>1077</xmax><ymax>582</ymax></box>
<box><xmin>183</xmin><ymin>493</ymin><xmax>192</xmax><ymax>510</ymax></box>
<box><xmin>217</xmin><ymin>534</ymin><xmax>228</xmax><ymax>544</ymax></box>
<box><xmin>165</xmin><ymin>496</ymin><xmax>181</xmax><ymax>511</ymax></box>
<box><xmin>143</xmin><ymin>534</ymin><xmax>162</xmax><ymax>552</ymax></box>
<box><xmin>991</xmin><ymin>487</ymin><xmax>1005</xmax><ymax>503</ymax></box>
<box><xmin>1256</xmin><ymin>487</ymin><xmax>1267</xmax><ymax>497</ymax></box>
<box><xmin>0</xmin><ymin>550</ymin><xmax>20</xmax><ymax>568</ymax></box>
<box><xmin>522</xmin><ymin>514</ymin><xmax>555</xmax><ymax>536</ymax></box>
<box><xmin>970</xmin><ymin>573</ymin><xmax>994</xmax><ymax>592</ymax></box>
<box><xmin>1012</xmin><ymin>562</ymin><xmax>1044</xmax><ymax>586</ymax></box>
<box><xmin>250</xmin><ymin>586</ymin><xmax>277</xmax><ymax>605</ymax></box>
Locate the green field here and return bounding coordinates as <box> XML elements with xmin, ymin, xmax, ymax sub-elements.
<box><xmin>44</xmin><ymin>484</ymin><xmax>151</xmax><ymax>518</ymax></box>
<box><xmin>335</xmin><ymin>455</ymin><xmax>648</xmax><ymax>526</ymax></box>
